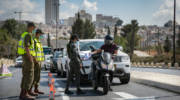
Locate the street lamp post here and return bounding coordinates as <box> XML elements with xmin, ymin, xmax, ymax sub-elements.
<box><xmin>54</xmin><ymin>0</ymin><xmax>60</xmax><ymax>49</ymax></box>
<box><xmin>172</xmin><ymin>0</ymin><xmax>176</xmax><ymax>67</ymax></box>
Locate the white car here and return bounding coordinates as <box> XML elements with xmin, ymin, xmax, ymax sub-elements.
<box><xmin>15</xmin><ymin>56</ymin><xmax>23</xmax><ymax>67</ymax></box>
<box><xmin>113</xmin><ymin>49</ymin><xmax>131</xmax><ymax>84</ymax></box>
<box><xmin>43</xmin><ymin>55</ymin><xmax>53</xmax><ymax>70</ymax></box>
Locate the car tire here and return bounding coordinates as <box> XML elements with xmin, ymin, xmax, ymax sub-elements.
<box><xmin>50</xmin><ymin>65</ymin><xmax>55</xmax><ymax>73</ymax></box>
<box><xmin>120</xmin><ymin>73</ymin><xmax>130</xmax><ymax>84</ymax></box>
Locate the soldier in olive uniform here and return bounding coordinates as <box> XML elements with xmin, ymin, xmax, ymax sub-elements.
<box><xmin>19</xmin><ymin>22</ymin><xmax>37</xmax><ymax>100</ymax></box>
<box><xmin>65</xmin><ymin>34</ymin><xmax>85</xmax><ymax>95</ymax></box>
<box><xmin>30</xmin><ymin>29</ymin><xmax>45</xmax><ymax>95</ymax></box>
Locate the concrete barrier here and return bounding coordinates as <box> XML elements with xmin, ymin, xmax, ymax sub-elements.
<box><xmin>141</xmin><ymin>62</ymin><xmax>144</xmax><ymax>67</ymax></box>
<box><xmin>137</xmin><ymin>62</ymin><xmax>140</xmax><ymax>67</ymax></box>
<box><xmin>150</xmin><ymin>62</ymin><xmax>154</xmax><ymax>67</ymax></box>
<box><xmin>167</xmin><ymin>63</ymin><xmax>171</xmax><ymax>68</ymax></box>
<box><xmin>145</xmin><ymin>62</ymin><xmax>149</xmax><ymax>67</ymax></box>
<box><xmin>175</xmin><ymin>63</ymin><xmax>179</xmax><ymax>69</ymax></box>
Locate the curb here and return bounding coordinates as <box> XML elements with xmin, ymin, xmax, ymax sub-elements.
<box><xmin>132</xmin><ymin>66</ymin><xmax>180</xmax><ymax>70</ymax></box>
<box><xmin>131</xmin><ymin>77</ymin><xmax>180</xmax><ymax>94</ymax></box>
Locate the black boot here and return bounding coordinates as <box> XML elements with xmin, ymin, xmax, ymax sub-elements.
<box><xmin>76</xmin><ymin>88</ymin><xmax>85</xmax><ymax>95</ymax></box>
<box><xmin>65</xmin><ymin>89</ymin><xmax>73</xmax><ymax>95</ymax></box>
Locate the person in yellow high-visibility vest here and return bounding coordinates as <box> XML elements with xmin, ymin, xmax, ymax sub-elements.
<box><xmin>18</xmin><ymin>22</ymin><xmax>37</xmax><ymax>100</ymax></box>
<box><xmin>30</xmin><ymin>29</ymin><xmax>45</xmax><ymax>94</ymax></box>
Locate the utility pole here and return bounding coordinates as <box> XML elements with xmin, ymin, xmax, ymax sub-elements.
<box><xmin>172</xmin><ymin>0</ymin><xmax>176</xmax><ymax>67</ymax></box>
<box><xmin>54</xmin><ymin>0</ymin><xmax>60</xmax><ymax>49</ymax></box>
<box><xmin>14</xmin><ymin>11</ymin><xmax>22</xmax><ymax>22</ymax></box>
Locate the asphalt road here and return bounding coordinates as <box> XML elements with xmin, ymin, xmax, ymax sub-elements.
<box><xmin>0</xmin><ymin>67</ymin><xmax>180</xmax><ymax>100</ymax></box>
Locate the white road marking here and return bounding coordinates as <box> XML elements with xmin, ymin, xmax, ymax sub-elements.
<box><xmin>57</xmin><ymin>87</ymin><xmax>70</xmax><ymax>100</ymax></box>
<box><xmin>113</xmin><ymin>92</ymin><xmax>155</xmax><ymax>100</ymax></box>
<box><xmin>114</xmin><ymin>92</ymin><xmax>137</xmax><ymax>99</ymax></box>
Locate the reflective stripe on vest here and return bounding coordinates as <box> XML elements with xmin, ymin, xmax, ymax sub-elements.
<box><xmin>17</xmin><ymin>32</ymin><xmax>35</xmax><ymax>56</ymax></box>
<box><xmin>34</xmin><ymin>38</ymin><xmax>45</xmax><ymax>61</ymax></box>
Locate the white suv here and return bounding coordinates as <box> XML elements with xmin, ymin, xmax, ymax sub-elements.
<box><xmin>113</xmin><ymin>49</ymin><xmax>131</xmax><ymax>84</ymax></box>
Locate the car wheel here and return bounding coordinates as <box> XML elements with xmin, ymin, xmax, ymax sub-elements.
<box><xmin>50</xmin><ymin>65</ymin><xmax>55</xmax><ymax>73</ymax></box>
<box><xmin>57</xmin><ymin>69</ymin><xmax>61</xmax><ymax>76</ymax></box>
<box><xmin>44</xmin><ymin>65</ymin><xmax>48</xmax><ymax>70</ymax></box>
<box><xmin>120</xmin><ymin>73</ymin><xmax>130</xmax><ymax>84</ymax></box>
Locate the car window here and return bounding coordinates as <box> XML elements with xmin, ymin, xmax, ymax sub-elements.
<box><xmin>79</xmin><ymin>41</ymin><xmax>104</xmax><ymax>51</ymax></box>
<box><xmin>54</xmin><ymin>51</ymin><xmax>62</xmax><ymax>58</ymax></box>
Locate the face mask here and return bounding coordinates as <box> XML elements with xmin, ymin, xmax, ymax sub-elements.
<box><xmin>39</xmin><ymin>35</ymin><xmax>44</xmax><ymax>39</ymax></box>
<box><xmin>32</xmin><ymin>29</ymin><xmax>36</xmax><ymax>34</ymax></box>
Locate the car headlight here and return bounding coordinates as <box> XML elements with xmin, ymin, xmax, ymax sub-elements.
<box><xmin>101</xmin><ymin>62</ymin><xmax>113</xmax><ymax>70</ymax></box>
<box><xmin>121</xmin><ymin>56</ymin><xmax>130</xmax><ymax>62</ymax></box>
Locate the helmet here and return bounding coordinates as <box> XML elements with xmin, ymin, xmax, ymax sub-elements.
<box><xmin>104</xmin><ymin>35</ymin><xmax>113</xmax><ymax>45</ymax></box>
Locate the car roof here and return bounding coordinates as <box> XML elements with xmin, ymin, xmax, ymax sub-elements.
<box><xmin>79</xmin><ymin>39</ymin><xmax>104</xmax><ymax>42</ymax></box>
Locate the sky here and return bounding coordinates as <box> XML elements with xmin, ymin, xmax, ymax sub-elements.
<box><xmin>0</xmin><ymin>0</ymin><xmax>180</xmax><ymax>26</ymax></box>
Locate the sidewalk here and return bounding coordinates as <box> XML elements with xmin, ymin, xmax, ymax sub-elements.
<box><xmin>131</xmin><ymin>71</ymin><xmax>180</xmax><ymax>94</ymax></box>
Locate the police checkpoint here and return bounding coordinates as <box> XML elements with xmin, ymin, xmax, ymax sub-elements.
<box><xmin>0</xmin><ymin>0</ymin><xmax>180</xmax><ymax>100</ymax></box>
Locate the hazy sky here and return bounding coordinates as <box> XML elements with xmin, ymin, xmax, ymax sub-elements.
<box><xmin>0</xmin><ymin>0</ymin><xmax>179</xmax><ymax>26</ymax></box>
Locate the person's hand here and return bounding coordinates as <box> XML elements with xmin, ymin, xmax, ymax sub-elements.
<box><xmin>33</xmin><ymin>57</ymin><xmax>38</xmax><ymax>64</ymax></box>
<box><xmin>29</xmin><ymin>56</ymin><xmax>33</xmax><ymax>63</ymax></box>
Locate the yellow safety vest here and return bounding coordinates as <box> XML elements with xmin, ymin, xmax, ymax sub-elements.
<box><xmin>34</xmin><ymin>38</ymin><xmax>45</xmax><ymax>61</ymax></box>
<box><xmin>17</xmin><ymin>32</ymin><xmax>35</xmax><ymax>56</ymax></box>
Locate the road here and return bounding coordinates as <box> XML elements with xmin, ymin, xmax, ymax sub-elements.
<box><xmin>0</xmin><ymin>67</ymin><xmax>180</xmax><ymax>100</ymax></box>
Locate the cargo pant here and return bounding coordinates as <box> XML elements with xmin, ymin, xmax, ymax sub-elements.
<box><xmin>66</xmin><ymin>61</ymin><xmax>81</xmax><ymax>90</ymax></box>
<box><xmin>21</xmin><ymin>55</ymin><xmax>34</xmax><ymax>91</ymax></box>
<box><xmin>32</xmin><ymin>62</ymin><xmax>41</xmax><ymax>87</ymax></box>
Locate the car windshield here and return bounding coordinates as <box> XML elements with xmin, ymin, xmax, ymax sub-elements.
<box><xmin>43</xmin><ymin>47</ymin><xmax>52</xmax><ymax>55</ymax></box>
<box><xmin>79</xmin><ymin>41</ymin><xmax>104</xmax><ymax>51</ymax></box>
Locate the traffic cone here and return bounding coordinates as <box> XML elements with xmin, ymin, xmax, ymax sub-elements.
<box><xmin>49</xmin><ymin>78</ymin><xmax>56</xmax><ymax>100</ymax></box>
<box><xmin>0</xmin><ymin>64</ymin><xmax>12</xmax><ymax>77</ymax></box>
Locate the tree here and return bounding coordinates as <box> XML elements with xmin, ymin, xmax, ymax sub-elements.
<box><xmin>72</xmin><ymin>12</ymin><xmax>96</xmax><ymax>39</ymax></box>
<box><xmin>164</xmin><ymin>36</ymin><xmax>171</xmax><ymax>53</ymax></box>
<box><xmin>83</xmin><ymin>19</ymin><xmax>96</xmax><ymax>39</ymax></box>
<box><xmin>47</xmin><ymin>33</ymin><xmax>51</xmax><ymax>47</ymax></box>
<box><xmin>0</xmin><ymin>29</ymin><xmax>17</xmax><ymax>58</ymax></box>
<box><xmin>107</xmin><ymin>26</ymin><xmax>111</xmax><ymax>35</ymax></box>
<box><xmin>72</xmin><ymin>13</ymin><xmax>84</xmax><ymax>39</ymax></box>
<box><xmin>2</xmin><ymin>19</ymin><xmax>26</xmax><ymax>40</ymax></box>
<box><xmin>121</xmin><ymin>20</ymin><xmax>139</xmax><ymax>59</ymax></box>
<box><xmin>114</xmin><ymin>26</ymin><xmax>118</xmax><ymax>38</ymax></box>
<box><xmin>0</xmin><ymin>19</ymin><xmax>26</xmax><ymax>59</ymax></box>
<box><xmin>114</xmin><ymin>36</ymin><xmax>127</xmax><ymax>51</ymax></box>
<box><xmin>164</xmin><ymin>20</ymin><xmax>178</xmax><ymax>27</ymax></box>
<box><xmin>115</xmin><ymin>19</ymin><xmax>123</xmax><ymax>26</ymax></box>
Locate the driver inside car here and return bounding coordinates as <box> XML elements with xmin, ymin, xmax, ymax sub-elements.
<box><xmin>91</xmin><ymin>35</ymin><xmax>118</xmax><ymax>91</ymax></box>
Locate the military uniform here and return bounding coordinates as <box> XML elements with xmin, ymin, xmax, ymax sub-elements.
<box><xmin>66</xmin><ymin>41</ymin><xmax>82</xmax><ymax>90</ymax></box>
<box><xmin>18</xmin><ymin>32</ymin><xmax>35</xmax><ymax>91</ymax></box>
<box><xmin>32</xmin><ymin>37</ymin><xmax>44</xmax><ymax>88</ymax></box>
